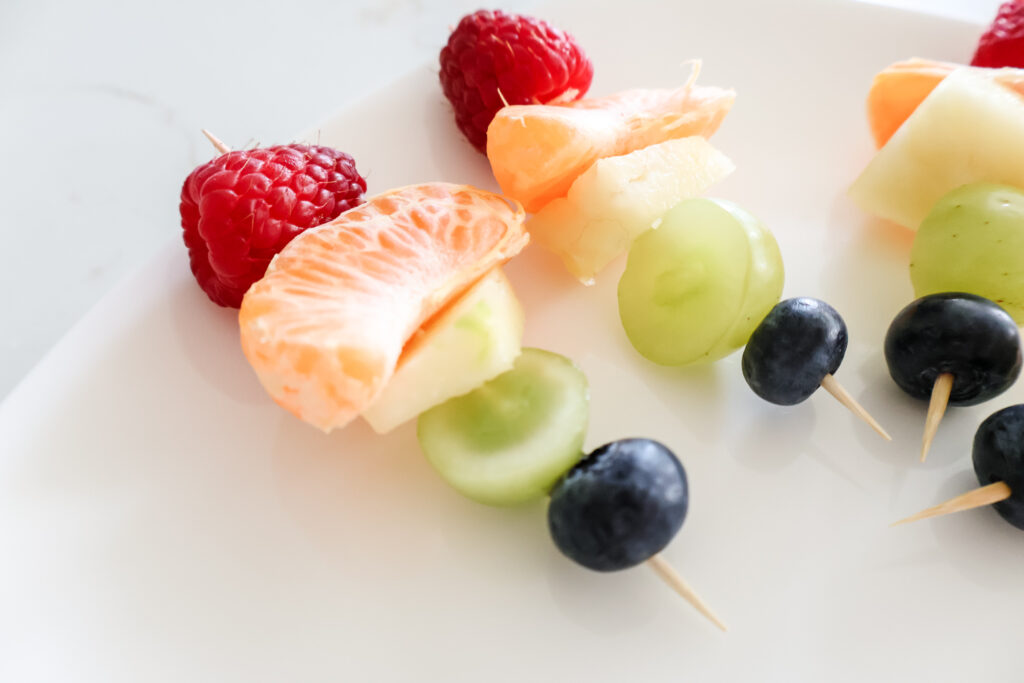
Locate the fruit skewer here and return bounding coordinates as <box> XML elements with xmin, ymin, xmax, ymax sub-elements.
<box><xmin>884</xmin><ymin>293</ymin><xmax>1022</xmax><ymax>462</ymax></box>
<box><xmin>742</xmin><ymin>298</ymin><xmax>891</xmax><ymax>440</ymax></box>
<box><xmin>893</xmin><ymin>404</ymin><xmax>1024</xmax><ymax>529</ymax></box>
<box><xmin>197</xmin><ymin>127</ymin><xmax>729</xmax><ymax>630</ymax></box>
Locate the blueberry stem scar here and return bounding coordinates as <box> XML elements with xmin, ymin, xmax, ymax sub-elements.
<box><xmin>201</xmin><ymin>128</ymin><xmax>231</xmax><ymax>155</ymax></box>
<box><xmin>921</xmin><ymin>373</ymin><xmax>954</xmax><ymax>462</ymax></box>
<box><xmin>819</xmin><ymin>374</ymin><xmax>892</xmax><ymax>441</ymax></box>
<box><xmin>646</xmin><ymin>554</ymin><xmax>728</xmax><ymax>632</ymax></box>
<box><xmin>891</xmin><ymin>481</ymin><xmax>1012</xmax><ymax>526</ymax></box>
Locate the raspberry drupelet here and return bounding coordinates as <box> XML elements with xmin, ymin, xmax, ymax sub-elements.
<box><xmin>439</xmin><ymin>9</ymin><xmax>593</xmax><ymax>153</ymax></box>
<box><xmin>179</xmin><ymin>142</ymin><xmax>366</xmax><ymax>308</ymax></box>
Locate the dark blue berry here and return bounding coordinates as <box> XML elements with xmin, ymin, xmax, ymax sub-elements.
<box><xmin>884</xmin><ymin>293</ymin><xmax>1021</xmax><ymax>406</ymax></box>
<box><xmin>741</xmin><ymin>298</ymin><xmax>848</xmax><ymax>405</ymax></box>
<box><xmin>973</xmin><ymin>405</ymin><xmax>1024</xmax><ymax>530</ymax></box>
<box><xmin>547</xmin><ymin>439</ymin><xmax>688</xmax><ymax>572</ymax></box>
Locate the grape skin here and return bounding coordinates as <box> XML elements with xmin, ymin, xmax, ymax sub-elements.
<box><xmin>617</xmin><ymin>198</ymin><xmax>784</xmax><ymax>366</ymax></box>
<box><xmin>911</xmin><ymin>183</ymin><xmax>1024</xmax><ymax>324</ymax></box>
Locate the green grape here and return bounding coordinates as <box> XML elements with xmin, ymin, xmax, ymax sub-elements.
<box><xmin>617</xmin><ymin>198</ymin><xmax>784</xmax><ymax>366</ymax></box>
<box><xmin>911</xmin><ymin>183</ymin><xmax>1024</xmax><ymax>324</ymax></box>
<box><xmin>416</xmin><ymin>348</ymin><xmax>589</xmax><ymax>506</ymax></box>
<box><xmin>706</xmin><ymin>200</ymin><xmax>785</xmax><ymax>358</ymax></box>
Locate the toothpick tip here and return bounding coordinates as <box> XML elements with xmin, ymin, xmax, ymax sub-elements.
<box><xmin>819</xmin><ymin>374</ymin><xmax>891</xmax><ymax>441</ymax></box>
<box><xmin>891</xmin><ymin>481</ymin><xmax>1012</xmax><ymax>528</ymax></box>
<box><xmin>919</xmin><ymin>373</ymin><xmax>953</xmax><ymax>464</ymax></box>
<box><xmin>646</xmin><ymin>554</ymin><xmax>728</xmax><ymax>632</ymax></box>
<box><xmin>201</xmin><ymin>129</ymin><xmax>231</xmax><ymax>155</ymax></box>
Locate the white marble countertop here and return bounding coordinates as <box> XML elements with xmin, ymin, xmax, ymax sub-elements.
<box><xmin>0</xmin><ymin>0</ymin><xmax>1000</xmax><ymax>400</ymax></box>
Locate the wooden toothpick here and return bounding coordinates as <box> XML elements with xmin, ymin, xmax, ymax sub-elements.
<box><xmin>496</xmin><ymin>88</ymin><xmax>527</xmax><ymax>129</ymax></box>
<box><xmin>646</xmin><ymin>553</ymin><xmax>728</xmax><ymax>632</ymax></box>
<box><xmin>920</xmin><ymin>372</ymin><xmax>954</xmax><ymax>462</ymax></box>
<box><xmin>201</xmin><ymin>128</ymin><xmax>231</xmax><ymax>154</ymax></box>
<box><xmin>891</xmin><ymin>481</ymin><xmax>1012</xmax><ymax>526</ymax></box>
<box><xmin>819</xmin><ymin>373</ymin><xmax>892</xmax><ymax>441</ymax></box>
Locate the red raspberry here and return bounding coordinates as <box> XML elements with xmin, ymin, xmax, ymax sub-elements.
<box><xmin>439</xmin><ymin>9</ymin><xmax>593</xmax><ymax>153</ymax></box>
<box><xmin>972</xmin><ymin>1</ymin><xmax>1024</xmax><ymax>68</ymax></box>
<box><xmin>179</xmin><ymin>144</ymin><xmax>366</xmax><ymax>308</ymax></box>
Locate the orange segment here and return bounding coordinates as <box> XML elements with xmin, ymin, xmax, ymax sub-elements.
<box><xmin>486</xmin><ymin>82</ymin><xmax>735</xmax><ymax>213</ymax></box>
<box><xmin>867</xmin><ymin>59</ymin><xmax>1024</xmax><ymax>147</ymax></box>
<box><xmin>238</xmin><ymin>183</ymin><xmax>528</xmax><ymax>432</ymax></box>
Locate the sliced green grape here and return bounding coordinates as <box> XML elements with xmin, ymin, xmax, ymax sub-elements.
<box><xmin>416</xmin><ymin>348</ymin><xmax>589</xmax><ymax>506</ymax></box>
<box><xmin>911</xmin><ymin>183</ymin><xmax>1024</xmax><ymax>323</ymax></box>
<box><xmin>617</xmin><ymin>198</ymin><xmax>784</xmax><ymax>366</ymax></box>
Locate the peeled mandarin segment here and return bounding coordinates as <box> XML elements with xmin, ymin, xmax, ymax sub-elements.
<box><xmin>527</xmin><ymin>136</ymin><xmax>735</xmax><ymax>283</ymax></box>
<box><xmin>487</xmin><ymin>84</ymin><xmax>735</xmax><ymax>213</ymax></box>
<box><xmin>238</xmin><ymin>183</ymin><xmax>528</xmax><ymax>432</ymax></box>
<box><xmin>866</xmin><ymin>58</ymin><xmax>1024</xmax><ymax>148</ymax></box>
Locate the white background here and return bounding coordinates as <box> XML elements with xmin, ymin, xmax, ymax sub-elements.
<box><xmin>0</xmin><ymin>0</ymin><xmax>1001</xmax><ymax>400</ymax></box>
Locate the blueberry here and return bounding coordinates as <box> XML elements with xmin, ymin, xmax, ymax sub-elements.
<box><xmin>547</xmin><ymin>439</ymin><xmax>688</xmax><ymax>572</ymax></box>
<box><xmin>741</xmin><ymin>298</ymin><xmax>848</xmax><ymax>405</ymax></box>
<box><xmin>884</xmin><ymin>293</ymin><xmax>1021</xmax><ymax>406</ymax></box>
<box><xmin>973</xmin><ymin>405</ymin><xmax>1024</xmax><ymax>530</ymax></box>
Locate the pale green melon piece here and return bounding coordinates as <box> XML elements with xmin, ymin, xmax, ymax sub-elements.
<box><xmin>362</xmin><ymin>268</ymin><xmax>523</xmax><ymax>434</ymax></box>
<box><xmin>529</xmin><ymin>136</ymin><xmax>734</xmax><ymax>283</ymax></box>
<box><xmin>850</xmin><ymin>68</ymin><xmax>1024</xmax><ymax>229</ymax></box>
